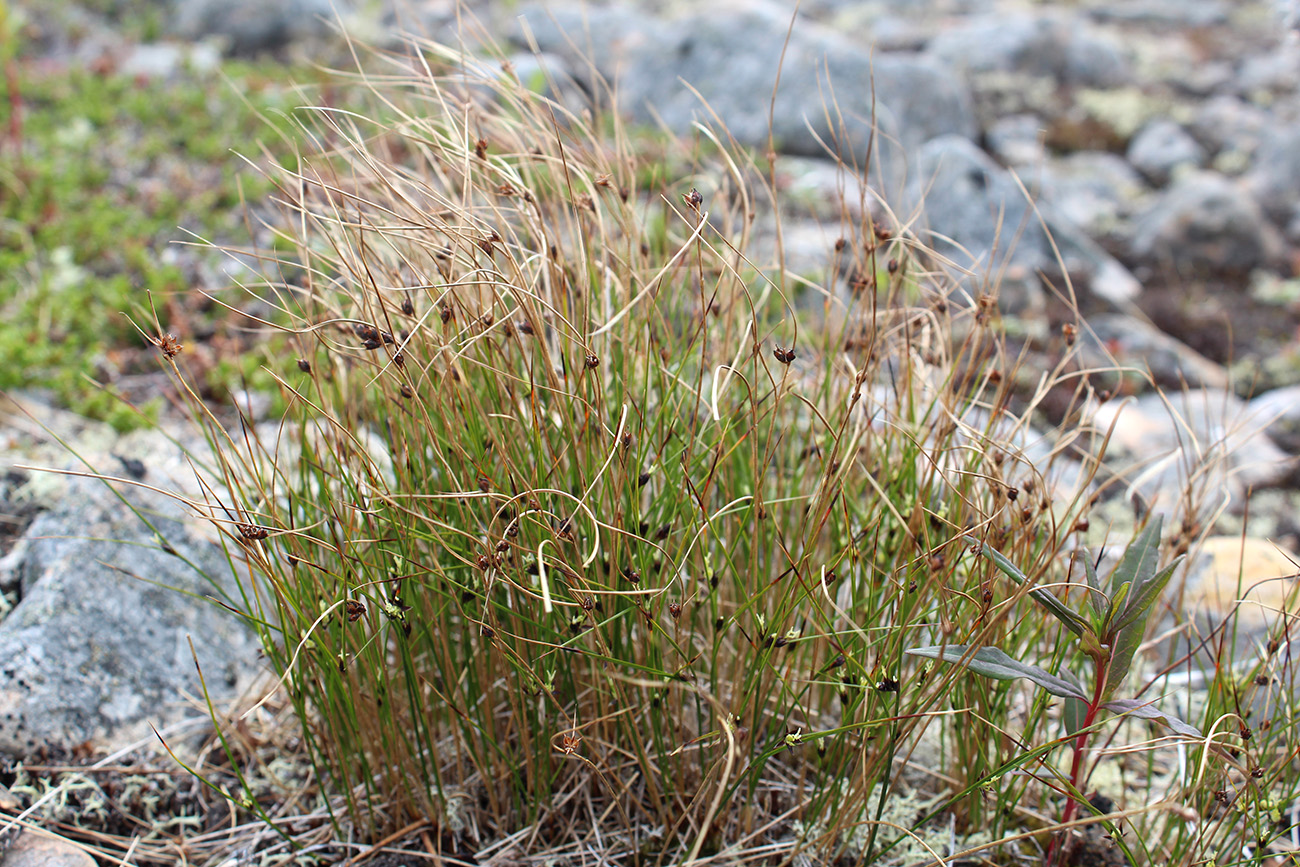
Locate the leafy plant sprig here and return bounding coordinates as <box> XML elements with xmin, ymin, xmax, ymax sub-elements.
<box><xmin>907</xmin><ymin>517</ymin><xmax>1199</xmax><ymax>865</ymax></box>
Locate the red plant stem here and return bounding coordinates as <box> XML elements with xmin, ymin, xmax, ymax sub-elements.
<box><xmin>1046</xmin><ymin>672</ymin><xmax>1107</xmax><ymax>867</ymax></box>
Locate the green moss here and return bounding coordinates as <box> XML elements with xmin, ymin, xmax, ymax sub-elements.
<box><xmin>0</xmin><ymin>57</ymin><xmax>321</xmax><ymax>428</ymax></box>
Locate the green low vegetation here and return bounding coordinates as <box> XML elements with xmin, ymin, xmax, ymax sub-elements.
<box><xmin>0</xmin><ymin>40</ymin><xmax>311</xmax><ymax>428</ymax></box>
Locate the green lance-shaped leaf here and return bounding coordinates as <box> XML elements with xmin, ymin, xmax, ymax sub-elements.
<box><xmin>906</xmin><ymin>645</ymin><xmax>1089</xmax><ymax>701</ymax></box>
<box><xmin>1103</xmin><ymin>558</ymin><xmax>1181</xmax><ymax>701</ymax></box>
<box><xmin>981</xmin><ymin>544</ymin><xmax>1089</xmax><ymax>637</ymax></box>
<box><xmin>1103</xmin><ymin>699</ymin><xmax>1202</xmax><ymax>738</ymax></box>
<box><xmin>1105</xmin><ymin>517</ymin><xmax>1164</xmax><ymax>629</ymax></box>
<box><xmin>1081</xmin><ymin>550</ymin><xmax>1105</xmax><ymax>619</ymax></box>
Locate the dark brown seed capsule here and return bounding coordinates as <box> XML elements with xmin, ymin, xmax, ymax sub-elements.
<box><xmin>345</xmin><ymin>600</ymin><xmax>366</xmax><ymax>622</ymax></box>
<box><xmin>400</xmin><ymin>383</ymin><xmax>414</xmax><ymax>399</ymax></box>
<box><xmin>297</xmin><ymin>358</ymin><xmax>311</xmax><ymax>373</ymax></box>
<box><xmin>684</xmin><ymin>187</ymin><xmax>703</xmax><ymax>208</ymax></box>
<box><xmin>402</xmin><ymin>298</ymin><xmax>415</xmax><ymax>315</ymax></box>
<box><xmin>668</xmin><ymin>601</ymin><xmax>682</xmax><ymax>619</ymax></box>
<box><xmin>584</xmin><ymin>352</ymin><xmax>599</xmax><ymax>370</ymax></box>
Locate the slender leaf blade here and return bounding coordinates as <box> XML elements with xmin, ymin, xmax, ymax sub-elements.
<box><xmin>1107</xmin><ymin>517</ymin><xmax>1163</xmax><ymax>603</ymax></box>
<box><xmin>981</xmin><ymin>545</ymin><xmax>1087</xmax><ymax>637</ymax></box>
<box><xmin>1103</xmin><ymin>699</ymin><xmax>1202</xmax><ymax>738</ymax></box>
<box><xmin>1081</xmin><ymin>550</ymin><xmax>1105</xmax><ymax>618</ymax></box>
<box><xmin>906</xmin><ymin>645</ymin><xmax>1090</xmax><ymax>701</ymax></box>
<box><xmin>1113</xmin><ymin>559</ymin><xmax>1182</xmax><ymax>633</ymax></box>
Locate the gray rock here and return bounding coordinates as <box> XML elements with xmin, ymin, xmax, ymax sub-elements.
<box><xmin>1236</xmin><ymin>45</ymin><xmax>1300</xmax><ymax>98</ymax></box>
<box><xmin>926</xmin><ymin>14</ymin><xmax>1131</xmax><ymax>89</ymax></box>
<box><xmin>1088</xmin><ymin>388</ymin><xmax>1295</xmax><ymax>519</ymax></box>
<box><xmin>0</xmin><ymin>477</ymin><xmax>260</xmax><ymax>756</ymax></box>
<box><xmin>1130</xmin><ymin>171</ymin><xmax>1284</xmax><ymax>275</ymax></box>
<box><xmin>0</xmin><ymin>394</ymin><xmax>260</xmax><ymax>758</ymax></box>
<box><xmin>1086</xmin><ymin>1</ymin><xmax>1228</xmax><ymax>28</ymax></box>
<box><xmin>1191</xmin><ymin>95</ymin><xmax>1271</xmax><ymax>172</ymax></box>
<box><xmin>1082</xmin><ymin>313</ymin><xmax>1229</xmax><ymax>391</ymax></box>
<box><xmin>1247</xmin><ymin>123</ymin><xmax>1300</xmax><ymax>225</ymax></box>
<box><xmin>1248</xmin><ymin>384</ymin><xmax>1300</xmax><ymax>453</ymax></box>
<box><xmin>1041</xmin><ymin>151</ymin><xmax>1147</xmax><ymax>238</ymax></box>
<box><xmin>1127</xmin><ymin>119</ymin><xmax>1206</xmax><ymax>186</ymax></box>
<box><xmin>985</xmin><ymin>113</ymin><xmax>1046</xmax><ymax>166</ymax></box>
<box><xmin>904</xmin><ymin>136</ymin><xmax>1141</xmax><ymax>306</ymax></box>
<box><xmin>171</xmin><ymin>0</ymin><xmax>351</xmax><ymax>55</ymax></box>
<box><xmin>513</xmin><ymin>4</ymin><xmax>976</xmax><ymax>178</ymax></box>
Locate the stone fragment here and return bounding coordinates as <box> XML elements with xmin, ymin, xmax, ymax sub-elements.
<box><xmin>0</xmin><ymin>831</ymin><xmax>96</xmax><ymax>867</ymax></box>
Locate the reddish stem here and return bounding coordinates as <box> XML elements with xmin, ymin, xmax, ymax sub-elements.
<box><xmin>1046</xmin><ymin>671</ymin><xmax>1107</xmax><ymax>867</ymax></box>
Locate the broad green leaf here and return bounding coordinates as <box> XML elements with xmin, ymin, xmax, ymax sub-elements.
<box><xmin>905</xmin><ymin>645</ymin><xmax>1089</xmax><ymax>701</ymax></box>
<box><xmin>981</xmin><ymin>545</ymin><xmax>1088</xmax><ymax>637</ymax></box>
<box><xmin>1103</xmin><ymin>699</ymin><xmax>1202</xmax><ymax>738</ymax></box>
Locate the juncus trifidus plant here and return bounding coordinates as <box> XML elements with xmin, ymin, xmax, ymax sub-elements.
<box><xmin>134</xmin><ymin>24</ymin><xmax>1280</xmax><ymax>867</ymax></box>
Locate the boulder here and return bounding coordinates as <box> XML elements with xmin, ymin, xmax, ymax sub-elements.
<box><xmin>926</xmin><ymin>13</ymin><xmax>1131</xmax><ymax>89</ymax></box>
<box><xmin>1081</xmin><ymin>314</ymin><xmax>1229</xmax><ymax>391</ymax></box>
<box><xmin>1126</xmin><ymin>119</ymin><xmax>1206</xmax><ymax>186</ymax></box>
<box><xmin>1248</xmin><ymin>384</ymin><xmax>1300</xmax><ymax>453</ymax></box>
<box><xmin>1190</xmin><ymin>96</ymin><xmax>1271</xmax><ymax>174</ymax></box>
<box><xmin>904</xmin><ymin>136</ymin><xmax>1141</xmax><ymax>306</ymax></box>
<box><xmin>1130</xmin><ymin>171</ymin><xmax>1284</xmax><ymax>275</ymax></box>
<box><xmin>1247</xmin><ymin>123</ymin><xmax>1300</xmax><ymax>227</ymax></box>
<box><xmin>170</xmin><ymin>0</ymin><xmax>352</xmax><ymax>55</ymax></box>
<box><xmin>1183</xmin><ymin>537</ymin><xmax>1300</xmax><ymax>633</ymax></box>
<box><xmin>0</xmin><ymin>394</ymin><xmax>260</xmax><ymax>758</ymax></box>
<box><xmin>1041</xmin><ymin>151</ymin><xmax>1147</xmax><ymax>239</ymax></box>
<box><xmin>985</xmin><ymin>113</ymin><xmax>1047</xmax><ymax>167</ymax></box>
<box><xmin>513</xmin><ymin>4</ymin><xmax>976</xmax><ymax>180</ymax></box>
<box><xmin>1087</xmin><ymin>388</ymin><xmax>1295</xmax><ymax>518</ymax></box>
<box><xmin>0</xmin><ymin>476</ymin><xmax>260</xmax><ymax>757</ymax></box>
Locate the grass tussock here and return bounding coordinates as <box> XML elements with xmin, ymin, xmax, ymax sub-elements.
<box><xmin>137</xmin><ymin>27</ymin><xmax>1300</xmax><ymax>867</ymax></box>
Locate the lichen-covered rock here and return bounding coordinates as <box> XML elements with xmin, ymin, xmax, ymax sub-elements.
<box><xmin>1247</xmin><ymin>123</ymin><xmax>1300</xmax><ymax>226</ymax></box>
<box><xmin>0</xmin><ymin>476</ymin><xmax>260</xmax><ymax>757</ymax></box>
